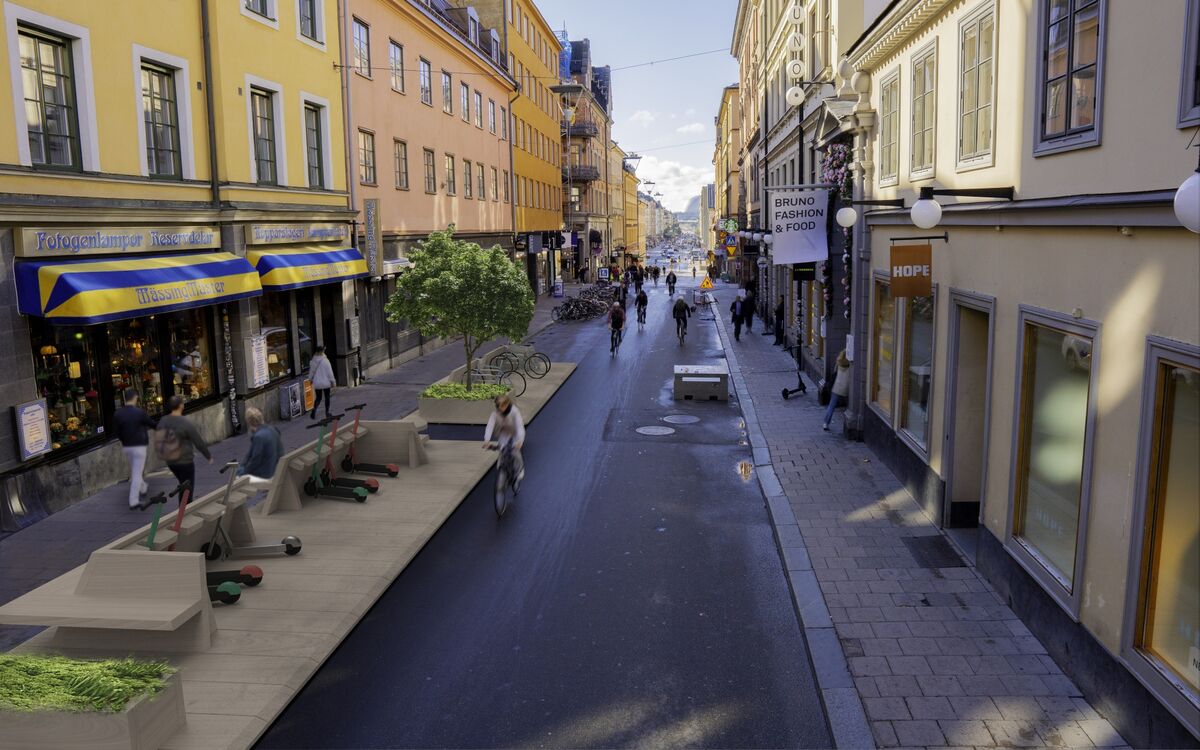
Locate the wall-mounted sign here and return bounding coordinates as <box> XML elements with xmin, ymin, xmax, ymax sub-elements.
<box><xmin>249</xmin><ymin>335</ymin><xmax>269</xmax><ymax>389</ymax></box>
<box><xmin>722</xmin><ymin>218</ymin><xmax>739</xmax><ymax>232</ymax></box>
<box><xmin>891</xmin><ymin>243</ymin><xmax>932</xmax><ymax>298</ymax></box>
<box><xmin>16</xmin><ymin>226</ymin><xmax>220</xmax><ymax>257</ymax></box>
<box><xmin>14</xmin><ymin>398</ymin><xmax>51</xmax><ymax>461</ymax></box>
<box><xmin>243</xmin><ymin>223</ymin><xmax>349</xmax><ymax>246</ymax></box>
<box><xmin>362</xmin><ymin>199</ymin><xmax>381</xmax><ymax>277</ymax></box>
<box><xmin>770</xmin><ymin>188</ymin><xmax>829</xmax><ymax>265</ymax></box>
<box><xmin>793</xmin><ymin>263</ymin><xmax>817</xmax><ymax>281</ymax></box>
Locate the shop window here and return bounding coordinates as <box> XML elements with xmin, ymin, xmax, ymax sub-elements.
<box><xmin>165</xmin><ymin>308</ymin><xmax>214</xmax><ymax>404</ymax></box>
<box><xmin>900</xmin><ymin>294</ymin><xmax>935</xmax><ymax>449</ymax></box>
<box><xmin>1134</xmin><ymin>356</ymin><xmax>1200</xmax><ymax>696</ymax></box>
<box><xmin>295</xmin><ymin>291</ymin><xmax>317</xmax><ymax>374</ymax></box>
<box><xmin>871</xmin><ymin>279</ymin><xmax>896</xmax><ymax>417</ymax></box>
<box><xmin>260</xmin><ymin>293</ymin><xmax>293</xmax><ymax>381</ymax></box>
<box><xmin>806</xmin><ymin>281</ymin><xmax>824</xmax><ymax>358</ymax></box>
<box><xmin>33</xmin><ymin>322</ymin><xmax>103</xmax><ymax>450</ymax></box>
<box><xmin>108</xmin><ymin>318</ymin><xmax>165</xmax><ymax>417</ymax></box>
<box><xmin>1012</xmin><ymin>318</ymin><xmax>1094</xmax><ymax>592</ymax></box>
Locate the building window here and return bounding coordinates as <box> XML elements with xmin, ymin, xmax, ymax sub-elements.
<box><xmin>460</xmin><ymin>83</ymin><xmax>470</xmax><ymax>121</ymax></box>
<box><xmin>298</xmin><ymin>0</ymin><xmax>319</xmax><ymax>41</ymax></box>
<box><xmin>911</xmin><ymin>46</ymin><xmax>937</xmax><ymax>176</ymax></box>
<box><xmin>879</xmin><ymin>73</ymin><xmax>900</xmax><ymax>184</ymax></box>
<box><xmin>463</xmin><ymin>159</ymin><xmax>473</xmax><ymax>198</ymax></box>
<box><xmin>259</xmin><ymin>293</ymin><xmax>293</xmax><ymax>381</ymax></box>
<box><xmin>1012</xmin><ymin>315</ymin><xmax>1096</xmax><ymax>594</ymax></box>
<box><xmin>246</xmin><ymin>0</ymin><xmax>271</xmax><ymax>17</ymax></box>
<box><xmin>959</xmin><ymin>7</ymin><xmax>995</xmax><ymax>163</ymax></box>
<box><xmin>477</xmin><ymin>162</ymin><xmax>486</xmax><ymax>200</ymax></box>
<box><xmin>488</xmin><ymin>99</ymin><xmax>497</xmax><ymax>133</ymax></box>
<box><xmin>474</xmin><ymin>91</ymin><xmax>483</xmax><ymax>127</ymax></box>
<box><xmin>442</xmin><ymin>71</ymin><xmax>453</xmax><ymax>114</ymax></box>
<box><xmin>1180</xmin><ymin>0</ymin><xmax>1200</xmax><ymax>126</ymax></box>
<box><xmin>304</xmin><ymin>103</ymin><xmax>324</xmax><ymax>188</ymax></box>
<box><xmin>358</xmin><ymin>130</ymin><xmax>375</xmax><ymax>185</ymax></box>
<box><xmin>1130</xmin><ymin>342</ymin><xmax>1200</xmax><ymax>711</ymax></box>
<box><xmin>445</xmin><ymin>153</ymin><xmax>456</xmax><ymax>194</ymax></box>
<box><xmin>423</xmin><ymin>148</ymin><xmax>436</xmax><ymax>192</ymax></box>
<box><xmin>419</xmin><ymin>59</ymin><xmax>432</xmax><ymax>105</ymax></box>
<box><xmin>1037</xmin><ymin>0</ymin><xmax>1105</xmax><ymax>153</ymax></box>
<box><xmin>500</xmin><ymin>106</ymin><xmax>508</xmax><ymax>139</ymax></box>
<box><xmin>491</xmin><ymin>166</ymin><xmax>499</xmax><ymax>201</ymax></box>
<box><xmin>502</xmin><ymin>169</ymin><xmax>510</xmax><ymax>202</ymax></box>
<box><xmin>871</xmin><ymin>278</ymin><xmax>896</xmax><ymax>417</ymax></box>
<box><xmin>250</xmin><ymin>87</ymin><xmax>277</xmax><ymax>184</ymax></box>
<box><xmin>389</xmin><ymin>42</ymin><xmax>404</xmax><ymax>92</ymax></box>
<box><xmin>141</xmin><ymin>63</ymin><xmax>181</xmax><ymax>179</ymax></box>
<box><xmin>900</xmin><ymin>294</ymin><xmax>935</xmax><ymax>449</ymax></box>
<box><xmin>19</xmin><ymin>28</ymin><xmax>81</xmax><ymax>169</ymax></box>
<box><xmin>352</xmin><ymin>18</ymin><xmax>371</xmax><ymax>76</ymax></box>
<box><xmin>394</xmin><ymin>139</ymin><xmax>408</xmax><ymax>189</ymax></box>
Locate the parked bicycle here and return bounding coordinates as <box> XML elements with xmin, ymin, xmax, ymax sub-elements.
<box><xmin>489</xmin><ymin>344</ymin><xmax>551</xmax><ymax>379</ymax></box>
<box><xmin>463</xmin><ymin>363</ymin><xmax>526</xmax><ymax>398</ymax></box>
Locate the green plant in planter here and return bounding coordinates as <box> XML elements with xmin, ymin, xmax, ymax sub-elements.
<box><xmin>421</xmin><ymin>383</ymin><xmax>510</xmax><ymax>401</ymax></box>
<box><xmin>0</xmin><ymin>654</ymin><xmax>174</xmax><ymax>713</ymax></box>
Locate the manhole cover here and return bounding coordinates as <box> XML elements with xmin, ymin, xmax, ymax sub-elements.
<box><xmin>636</xmin><ymin>426</ymin><xmax>676</xmax><ymax>436</ymax></box>
<box><xmin>662</xmin><ymin>415</ymin><xmax>700</xmax><ymax>425</ymax></box>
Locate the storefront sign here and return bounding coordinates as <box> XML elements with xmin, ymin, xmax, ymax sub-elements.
<box><xmin>770</xmin><ymin>188</ymin><xmax>829</xmax><ymax>265</ymax></box>
<box><xmin>303</xmin><ymin>380</ymin><xmax>315</xmax><ymax>412</ymax></box>
<box><xmin>362</xmin><ymin>199</ymin><xmax>381</xmax><ymax>277</ymax></box>
<box><xmin>14</xmin><ymin>398</ymin><xmax>51</xmax><ymax>461</ymax></box>
<box><xmin>249</xmin><ymin>335</ymin><xmax>269</xmax><ymax>389</ymax></box>
<box><xmin>890</xmin><ymin>243</ymin><xmax>932</xmax><ymax>298</ymax></box>
<box><xmin>16</xmin><ymin>226</ymin><xmax>219</xmax><ymax>257</ymax></box>
<box><xmin>347</xmin><ymin>317</ymin><xmax>361</xmax><ymax>350</ymax></box>
<box><xmin>793</xmin><ymin>263</ymin><xmax>817</xmax><ymax>281</ymax></box>
<box><xmin>243</xmin><ymin>223</ymin><xmax>350</xmax><ymax>246</ymax></box>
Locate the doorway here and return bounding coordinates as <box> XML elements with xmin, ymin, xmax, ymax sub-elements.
<box><xmin>942</xmin><ymin>292</ymin><xmax>995</xmax><ymax>561</ymax></box>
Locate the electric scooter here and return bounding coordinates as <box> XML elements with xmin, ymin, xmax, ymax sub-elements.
<box><xmin>303</xmin><ymin>416</ymin><xmax>369</xmax><ymax>502</ymax></box>
<box><xmin>340</xmin><ymin>403</ymin><xmax>399</xmax><ymax>478</ymax></box>
<box><xmin>140</xmin><ymin>486</ymin><xmax>240</xmax><ymax>605</ymax></box>
<box><xmin>199</xmin><ymin>460</ymin><xmax>302</xmax><ymax>563</ymax></box>
<box><xmin>781</xmin><ymin>345</ymin><xmax>809</xmax><ymax>400</ymax></box>
<box><xmin>166</xmin><ymin>480</ymin><xmax>193</xmax><ymax>552</ymax></box>
<box><xmin>322</xmin><ymin>413</ymin><xmax>379</xmax><ymax>493</ymax></box>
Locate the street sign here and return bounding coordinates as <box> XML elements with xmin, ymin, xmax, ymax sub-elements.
<box><xmin>699</xmin><ymin>277</ymin><xmax>714</xmax><ymax>290</ymax></box>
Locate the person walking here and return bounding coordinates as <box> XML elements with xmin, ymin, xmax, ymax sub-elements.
<box><xmin>666</xmin><ymin>270</ymin><xmax>677</xmax><ymax>295</ymax></box>
<box><xmin>308</xmin><ymin>345</ymin><xmax>336</xmax><ymax>420</ymax></box>
<box><xmin>238</xmin><ymin>407</ymin><xmax>284</xmax><ymax>481</ymax></box>
<box><xmin>114</xmin><ymin>389</ymin><xmax>156</xmax><ymax>510</ymax></box>
<box><xmin>823</xmin><ymin>350</ymin><xmax>853</xmax><ymax>431</ymax></box>
<box><xmin>730</xmin><ymin>296</ymin><xmax>746</xmax><ymax>341</ymax></box>
<box><xmin>773</xmin><ymin>295</ymin><xmax>786</xmax><ymax>346</ymax></box>
<box><xmin>153</xmin><ymin>394</ymin><xmax>212</xmax><ymax>500</ymax></box>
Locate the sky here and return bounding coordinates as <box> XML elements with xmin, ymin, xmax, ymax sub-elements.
<box><xmin>533</xmin><ymin>0</ymin><xmax>739</xmax><ymax>213</ymax></box>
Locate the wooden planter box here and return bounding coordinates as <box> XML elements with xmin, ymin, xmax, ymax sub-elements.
<box><xmin>417</xmin><ymin>395</ymin><xmax>496</xmax><ymax>425</ymax></box>
<box><xmin>0</xmin><ymin>672</ymin><xmax>185</xmax><ymax>750</ymax></box>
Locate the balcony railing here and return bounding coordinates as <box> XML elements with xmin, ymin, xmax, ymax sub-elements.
<box><xmin>566</xmin><ymin>120</ymin><xmax>600</xmax><ymax>138</ymax></box>
<box><xmin>562</xmin><ymin>164</ymin><xmax>601</xmax><ymax>182</ymax></box>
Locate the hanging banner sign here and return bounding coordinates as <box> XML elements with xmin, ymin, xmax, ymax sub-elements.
<box><xmin>891</xmin><ymin>243</ymin><xmax>932</xmax><ymax>297</ymax></box>
<box><xmin>770</xmin><ymin>188</ymin><xmax>828</xmax><ymax>265</ymax></box>
<box><xmin>362</xmin><ymin>198</ymin><xmax>381</xmax><ymax>277</ymax></box>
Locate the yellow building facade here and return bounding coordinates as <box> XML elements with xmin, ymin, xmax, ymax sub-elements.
<box><xmin>607</xmin><ymin>140</ymin><xmax>626</xmax><ymax>261</ymax></box>
<box><xmin>0</xmin><ymin>0</ymin><xmax>353</xmax><ymax>520</ymax></box>
<box><xmin>623</xmin><ymin>167</ymin><xmax>639</xmax><ymax>259</ymax></box>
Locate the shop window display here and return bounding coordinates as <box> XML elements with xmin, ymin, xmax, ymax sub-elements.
<box><xmin>32</xmin><ymin>323</ymin><xmax>103</xmax><ymax>449</ymax></box>
<box><xmin>901</xmin><ymin>295</ymin><xmax>935</xmax><ymax>447</ymax></box>
<box><xmin>260</xmin><ymin>292</ymin><xmax>293</xmax><ymax>381</ymax></box>
<box><xmin>295</xmin><ymin>291</ymin><xmax>316</xmax><ymax>375</ymax></box>
<box><xmin>108</xmin><ymin>317</ymin><xmax>164</xmax><ymax>417</ymax></box>
<box><xmin>166</xmin><ymin>308</ymin><xmax>214</xmax><ymax>403</ymax></box>
<box><xmin>872</xmin><ymin>281</ymin><xmax>896</xmax><ymax>416</ymax></box>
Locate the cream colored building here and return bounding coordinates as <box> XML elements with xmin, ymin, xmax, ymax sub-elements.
<box><xmin>713</xmin><ymin>84</ymin><xmax>741</xmax><ymax>271</ymax></box>
<box><xmin>839</xmin><ymin>1</ymin><xmax>1200</xmax><ymax>744</ymax></box>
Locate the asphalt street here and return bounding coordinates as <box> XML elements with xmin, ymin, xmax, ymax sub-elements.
<box><xmin>256</xmin><ymin>273</ymin><xmax>832</xmax><ymax>749</ymax></box>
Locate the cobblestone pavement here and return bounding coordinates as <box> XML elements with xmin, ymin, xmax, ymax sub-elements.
<box><xmin>707</xmin><ymin>282</ymin><xmax>1128</xmax><ymax>750</ymax></box>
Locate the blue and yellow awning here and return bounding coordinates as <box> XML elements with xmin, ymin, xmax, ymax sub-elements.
<box><xmin>246</xmin><ymin>245</ymin><xmax>368</xmax><ymax>291</ymax></box>
<box><xmin>15</xmin><ymin>252</ymin><xmax>262</xmax><ymax>325</ymax></box>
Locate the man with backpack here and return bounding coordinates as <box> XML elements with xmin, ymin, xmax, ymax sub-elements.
<box><xmin>154</xmin><ymin>394</ymin><xmax>212</xmax><ymax>502</ymax></box>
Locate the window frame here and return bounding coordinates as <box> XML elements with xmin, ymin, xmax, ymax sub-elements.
<box><xmin>1032</xmin><ymin>0</ymin><xmax>1108</xmax><ymax>156</ymax></box>
<box><xmin>956</xmin><ymin>1</ymin><xmax>998</xmax><ymax>170</ymax></box>
<box><xmin>303</xmin><ymin>102</ymin><xmax>324</xmax><ymax>188</ymax></box>
<box><xmin>389</xmin><ymin>41</ymin><xmax>405</xmax><ymax>93</ymax></box>
<box><xmin>878</xmin><ymin>69</ymin><xmax>901</xmax><ymax>187</ymax></box>
<box><xmin>896</xmin><ymin>288</ymin><xmax>938</xmax><ymax>457</ymax></box>
<box><xmin>1004</xmin><ymin>305</ymin><xmax>1101</xmax><ymax>619</ymax></box>
<box><xmin>394</xmin><ymin>139</ymin><xmax>409</xmax><ymax>190</ymax></box>
<box><xmin>1121</xmin><ymin>335</ymin><xmax>1200</xmax><ymax>736</ymax></box>
<box><xmin>488</xmin><ymin>99</ymin><xmax>497</xmax><ymax>133</ymax></box>
<box><xmin>132</xmin><ymin>46</ymin><xmax>195</xmax><ymax>180</ymax></box>
<box><xmin>477</xmin><ymin>162</ymin><xmax>486</xmax><ymax>200</ymax></box>
<box><xmin>245</xmin><ymin>76</ymin><xmax>287</xmax><ymax>185</ymax></box>
<box><xmin>444</xmin><ymin>152</ymin><xmax>456</xmax><ymax>194</ymax></box>
<box><xmin>463</xmin><ymin>158</ymin><xmax>473</xmax><ymax>198</ymax></box>
<box><xmin>441</xmin><ymin>70</ymin><xmax>453</xmax><ymax>114</ymax></box>
<box><xmin>1179</xmin><ymin>0</ymin><xmax>1200</xmax><ymax>127</ymax></box>
<box><xmin>418</xmin><ymin>58</ymin><xmax>432</xmax><ymax>106</ymax></box>
<box><xmin>352</xmin><ymin>18</ymin><xmax>371</xmax><ymax>78</ymax></box>
<box><xmin>473</xmin><ymin>90</ymin><xmax>483</xmax><ymax>128</ymax></box>
<box><xmin>460</xmin><ymin>82</ymin><xmax>470</xmax><ymax>122</ymax></box>
<box><xmin>502</xmin><ymin>168</ymin><xmax>510</xmax><ymax>202</ymax></box>
<box><xmin>500</xmin><ymin>105</ymin><xmax>508</xmax><ymax>139</ymax></box>
<box><xmin>490</xmin><ymin>166</ymin><xmax>499</xmax><ymax>202</ymax></box>
<box><xmin>422</xmin><ymin>147</ymin><xmax>436</xmax><ymax>193</ymax></box>
<box><xmin>909</xmin><ymin>40</ymin><xmax>938</xmax><ymax>181</ymax></box>
<box><xmin>295</xmin><ymin>0</ymin><xmax>325</xmax><ymax>49</ymax></box>
<box><xmin>242</xmin><ymin>0</ymin><xmax>280</xmax><ymax>29</ymax></box>
<box><xmin>358</xmin><ymin>128</ymin><xmax>376</xmax><ymax>185</ymax></box>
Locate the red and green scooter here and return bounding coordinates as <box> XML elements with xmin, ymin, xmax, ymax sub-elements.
<box><xmin>141</xmin><ymin>482</ymin><xmax>242</xmax><ymax>605</ymax></box>
<box><xmin>304</xmin><ymin>414</ymin><xmax>371</xmax><ymax>501</ymax></box>
<box><xmin>340</xmin><ymin>403</ymin><xmax>399</xmax><ymax>478</ymax></box>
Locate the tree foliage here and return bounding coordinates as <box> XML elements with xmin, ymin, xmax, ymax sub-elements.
<box><xmin>385</xmin><ymin>228</ymin><xmax>534</xmax><ymax>389</ymax></box>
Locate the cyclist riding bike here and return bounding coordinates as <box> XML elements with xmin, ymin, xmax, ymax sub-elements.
<box><xmin>483</xmin><ymin>394</ymin><xmax>525</xmax><ymax>485</ymax></box>
<box><xmin>672</xmin><ymin>296</ymin><xmax>691</xmax><ymax>341</ymax></box>
<box><xmin>608</xmin><ymin>302</ymin><xmax>626</xmax><ymax>353</ymax></box>
<box><xmin>635</xmin><ymin>289</ymin><xmax>648</xmax><ymax>325</ymax></box>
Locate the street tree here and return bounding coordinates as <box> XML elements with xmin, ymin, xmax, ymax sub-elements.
<box><xmin>385</xmin><ymin>228</ymin><xmax>534</xmax><ymax>390</ymax></box>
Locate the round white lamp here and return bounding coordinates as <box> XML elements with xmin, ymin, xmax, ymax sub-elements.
<box><xmin>753</xmin><ymin>232</ymin><xmax>764</xmax><ymax>241</ymax></box>
<box><xmin>911</xmin><ymin>196</ymin><xmax>943</xmax><ymax>230</ymax></box>
<box><xmin>836</xmin><ymin>207</ymin><xmax>858</xmax><ymax>228</ymax></box>
<box><xmin>763</xmin><ymin>233</ymin><xmax>774</xmax><ymax>244</ymax></box>
<box><xmin>1174</xmin><ymin>169</ymin><xmax>1200</xmax><ymax>233</ymax></box>
<box><xmin>786</xmin><ymin>86</ymin><xmax>804</xmax><ymax>107</ymax></box>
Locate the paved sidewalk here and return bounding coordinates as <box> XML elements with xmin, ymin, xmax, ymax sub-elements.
<box><xmin>708</xmin><ymin>283</ymin><xmax>1128</xmax><ymax>749</ymax></box>
<box><xmin>0</xmin><ymin>292</ymin><xmax>566</xmax><ymax>652</ymax></box>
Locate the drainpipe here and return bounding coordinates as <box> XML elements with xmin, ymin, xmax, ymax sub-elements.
<box><xmin>508</xmin><ymin>90</ymin><xmax>519</xmax><ymax>264</ymax></box>
<box><xmin>199</xmin><ymin>0</ymin><xmax>220</xmax><ymax>209</ymax></box>
<box><xmin>338</xmin><ymin>0</ymin><xmax>356</xmax><ymax>219</ymax></box>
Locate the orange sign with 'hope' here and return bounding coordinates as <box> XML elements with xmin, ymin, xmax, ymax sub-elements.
<box><xmin>891</xmin><ymin>243</ymin><xmax>932</xmax><ymax>298</ymax></box>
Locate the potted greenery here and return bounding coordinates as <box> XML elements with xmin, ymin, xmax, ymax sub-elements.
<box><xmin>0</xmin><ymin>654</ymin><xmax>184</xmax><ymax>750</ymax></box>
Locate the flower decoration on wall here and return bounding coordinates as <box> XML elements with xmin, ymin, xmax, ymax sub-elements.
<box><xmin>822</xmin><ymin>141</ymin><xmax>855</xmax><ymax>320</ymax></box>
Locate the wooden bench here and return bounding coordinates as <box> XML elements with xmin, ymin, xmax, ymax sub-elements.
<box><xmin>673</xmin><ymin>364</ymin><xmax>730</xmax><ymax>401</ymax></box>
<box><xmin>0</xmin><ymin>549</ymin><xmax>214</xmax><ymax>652</ymax></box>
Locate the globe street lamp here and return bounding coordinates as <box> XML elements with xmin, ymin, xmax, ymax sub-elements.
<box><xmin>1174</xmin><ymin>153</ymin><xmax>1200</xmax><ymax>233</ymax></box>
<box><xmin>834</xmin><ymin>198</ymin><xmax>907</xmax><ymax>228</ymax></box>
<box><xmin>909</xmin><ymin>186</ymin><xmax>1015</xmax><ymax>229</ymax></box>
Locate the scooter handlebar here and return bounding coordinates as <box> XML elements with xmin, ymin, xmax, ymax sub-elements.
<box><xmin>306</xmin><ymin>414</ymin><xmax>343</xmax><ymax>428</ymax></box>
<box><xmin>169</xmin><ymin>480</ymin><xmax>191</xmax><ymax>498</ymax></box>
<box><xmin>346</xmin><ymin>403</ymin><xmax>367</xmax><ymax>411</ymax></box>
<box><xmin>219</xmin><ymin>461</ymin><xmax>239</xmax><ymax>474</ymax></box>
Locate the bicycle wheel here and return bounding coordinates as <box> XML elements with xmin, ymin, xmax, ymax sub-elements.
<box><xmin>490</xmin><ymin>351</ymin><xmax>519</xmax><ymax>373</ymax></box>
<box><xmin>524</xmin><ymin>353</ymin><xmax>551</xmax><ymax>378</ymax></box>
<box><xmin>500</xmin><ymin>370</ymin><xmax>526</xmax><ymax>398</ymax></box>
<box><xmin>494</xmin><ymin>469</ymin><xmax>510</xmax><ymax>518</ymax></box>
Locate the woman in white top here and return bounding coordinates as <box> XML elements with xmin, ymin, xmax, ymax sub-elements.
<box><xmin>483</xmin><ymin>394</ymin><xmax>525</xmax><ymax>483</ymax></box>
<box><xmin>308</xmin><ymin>345</ymin><xmax>336</xmax><ymax>420</ymax></box>
<box><xmin>823</xmin><ymin>350</ymin><xmax>852</xmax><ymax>431</ymax></box>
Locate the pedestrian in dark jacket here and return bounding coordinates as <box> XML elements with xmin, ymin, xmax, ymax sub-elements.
<box><xmin>730</xmin><ymin>297</ymin><xmax>745</xmax><ymax>341</ymax></box>
<box><xmin>153</xmin><ymin>395</ymin><xmax>212</xmax><ymax>501</ymax></box>
<box><xmin>774</xmin><ymin>296</ymin><xmax>787</xmax><ymax>345</ymax></box>
<box><xmin>239</xmin><ymin>407</ymin><xmax>283</xmax><ymax>480</ymax></box>
<box><xmin>114</xmin><ymin>389</ymin><xmax>156</xmax><ymax>509</ymax></box>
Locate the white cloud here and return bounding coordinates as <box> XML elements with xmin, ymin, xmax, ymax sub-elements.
<box><xmin>675</xmin><ymin>122</ymin><xmax>705</xmax><ymax>135</ymax></box>
<box><xmin>629</xmin><ymin>110</ymin><xmax>657</xmax><ymax>127</ymax></box>
<box><xmin>635</xmin><ymin>155</ymin><xmax>711</xmax><ymax>213</ymax></box>
<box><xmin>684</xmin><ymin>108</ymin><xmax>696</xmax><ymax>117</ymax></box>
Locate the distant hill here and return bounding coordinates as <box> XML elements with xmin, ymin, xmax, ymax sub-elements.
<box><xmin>676</xmin><ymin>195</ymin><xmax>700</xmax><ymax>221</ymax></box>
